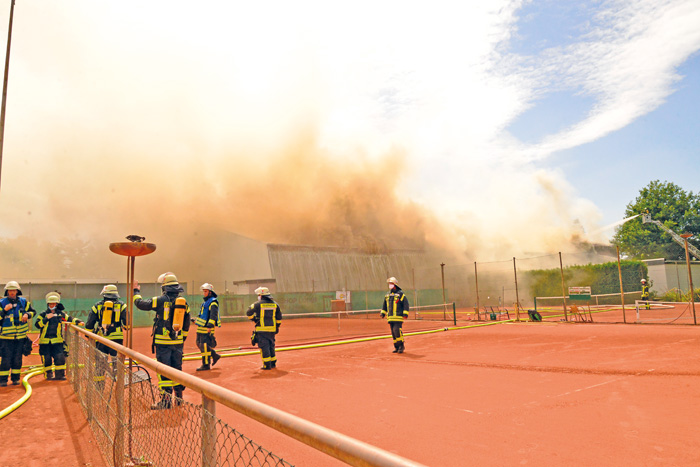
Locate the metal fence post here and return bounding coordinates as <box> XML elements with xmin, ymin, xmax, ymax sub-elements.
<box><xmin>202</xmin><ymin>394</ymin><xmax>218</xmax><ymax>467</ymax></box>
<box><xmin>115</xmin><ymin>355</ymin><xmax>126</xmax><ymax>467</ymax></box>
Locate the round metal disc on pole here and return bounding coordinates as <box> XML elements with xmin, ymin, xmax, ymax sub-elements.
<box><xmin>109</xmin><ymin>242</ymin><xmax>156</xmax><ymax>257</ymax></box>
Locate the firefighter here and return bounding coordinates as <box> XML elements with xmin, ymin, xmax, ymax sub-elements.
<box><xmin>641</xmin><ymin>279</ymin><xmax>651</xmax><ymax>310</ymax></box>
<box><xmin>246</xmin><ymin>287</ymin><xmax>282</xmax><ymax>370</ymax></box>
<box><xmin>0</xmin><ymin>281</ymin><xmax>36</xmax><ymax>386</ymax></box>
<box><xmin>193</xmin><ymin>283</ymin><xmax>221</xmax><ymax>371</ymax></box>
<box><xmin>133</xmin><ymin>273</ymin><xmax>190</xmax><ymax>409</ymax></box>
<box><xmin>381</xmin><ymin>277</ymin><xmax>410</xmax><ymax>354</ymax></box>
<box><xmin>35</xmin><ymin>292</ymin><xmax>84</xmax><ymax>380</ymax></box>
<box><xmin>85</xmin><ymin>284</ymin><xmax>127</xmax><ymax>389</ymax></box>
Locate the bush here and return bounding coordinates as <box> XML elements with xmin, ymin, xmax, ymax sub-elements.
<box><xmin>528</xmin><ymin>260</ymin><xmax>648</xmax><ymax>298</ymax></box>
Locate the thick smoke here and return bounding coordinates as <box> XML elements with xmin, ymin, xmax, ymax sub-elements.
<box><xmin>0</xmin><ymin>2</ymin><xmax>606</xmax><ymax>282</ymax></box>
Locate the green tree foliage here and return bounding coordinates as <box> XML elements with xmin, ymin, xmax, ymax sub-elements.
<box><xmin>612</xmin><ymin>181</ymin><xmax>700</xmax><ymax>259</ymax></box>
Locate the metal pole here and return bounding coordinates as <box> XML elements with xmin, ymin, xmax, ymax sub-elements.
<box><xmin>513</xmin><ymin>257</ymin><xmax>520</xmax><ymax>322</ymax></box>
<box><xmin>682</xmin><ymin>236</ymin><xmax>697</xmax><ymax>325</ymax></box>
<box><xmin>412</xmin><ymin>267</ymin><xmax>417</xmax><ymax>311</ymax></box>
<box><xmin>0</xmin><ymin>0</ymin><xmax>16</xmax><ymax>192</ymax></box>
<box><xmin>440</xmin><ymin>263</ymin><xmax>446</xmax><ymax>320</ymax></box>
<box><xmin>559</xmin><ymin>252</ymin><xmax>568</xmax><ymax>322</ymax></box>
<box><xmin>202</xmin><ymin>394</ymin><xmax>218</xmax><ymax>467</ymax></box>
<box><xmin>127</xmin><ymin>255</ymin><xmax>135</xmax><ymax>459</ymax></box>
<box><xmin>474</xmin><ymin>262</ymin><xmax>480</xmax><ymax>321</ymax></box>
<box><xmin>616</xmin><ymin>246</ymin><xmax>626</xmax><ymax>324</ymax></box>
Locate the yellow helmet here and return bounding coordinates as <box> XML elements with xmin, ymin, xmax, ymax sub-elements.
<box><xmin>162</xmin><ymin>273</ymin><xmax>179</xmax><ymax>287</ymax></box>
<box><xmin>46</xmin><ymin>292</ymin><xmax>61</xmax><ymax>304</ymax></box>
<box><xmin>387</xmin><ymin>277</ymin><xmax>399</xmax><ymax>287</ymax></box>
<box><xmin>255</xmin><ymin>286</ymin><xmax>271</xmax><ymax>296</ymax></box>
<box><xmin>157</xmin><ymin>272</ymin><xmax>174</xmax><ymax>284</ymax></box>
<box><xmin>101</xmin><ymin>284</ymin><xmax>119</xmax><ymax>297</ymax></box>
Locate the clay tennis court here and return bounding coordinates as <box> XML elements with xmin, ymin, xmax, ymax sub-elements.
<box><xmin>2</xmin><ymin>317</ymin><xmax>699</xmax><ymax>466</ymax></box>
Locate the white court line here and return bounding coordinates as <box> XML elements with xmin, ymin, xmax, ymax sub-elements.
<box><xmin>553</xmin><ymin>369</ymin><xmax>655</xmax><ymax>398</ymax></box>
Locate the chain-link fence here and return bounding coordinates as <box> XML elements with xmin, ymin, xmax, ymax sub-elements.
<box><xmin>66</xmin><ymin>328</ymin><xmax>292</xmax><ymax>467</ymax></box>
<box><xmin>65</xmin><ymin>325</ymin><xmax>427</xmax><ymax>467</ymax></box>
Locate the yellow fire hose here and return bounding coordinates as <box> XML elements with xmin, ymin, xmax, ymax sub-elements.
<box><xmin>0</xmin><ymin>367</ymin><xmax>45</xmax><ymax>420</ymax></box>
<box><xmin>183</xmin><ymin>319</ymin><xmax>507</xmax><ymax>362</ymax></box>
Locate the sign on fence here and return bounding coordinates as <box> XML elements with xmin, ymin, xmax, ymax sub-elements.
<box><xmin>568</xmin><ymin>286</ymin><xmax>591</xmax><ymax>301</ymax></box>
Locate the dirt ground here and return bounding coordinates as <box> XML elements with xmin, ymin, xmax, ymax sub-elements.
<box><xmin>2</xmin><ymin>320</ymin><xmax>699</xmax><ymax>466</ymax></box>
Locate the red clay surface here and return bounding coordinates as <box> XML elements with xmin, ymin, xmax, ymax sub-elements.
<box><xmin>0</xmin><ymin>355</ymin><xmax>107</xmax><ymax>467</ymax></box>
<box><xmin>3</xmin><ymin>318</ymin><xmax>700</xmax><ymax>466</ymax></box>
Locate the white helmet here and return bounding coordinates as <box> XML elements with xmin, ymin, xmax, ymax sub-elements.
<box><xmin>200</xmin><ymin>283</ymin><xmax>214</xmax><ymax>292</ymax></box>
<box><xmin>101</xmin><ymin>284</ymin><xmax>119</xmax><ymax>297</ymax></box>
<box><xmin>3</xmin><ymin>281</ymin><xmax>21</xmax><ymax>296</ymax></box>
<box><xmin>46</xmin><ymin>291</ymin><xmax>61</xmax><ymax>304</ymax></box>
<box><xmin>641</xmin><ymin>279</ymin><xmax>647</xmax><ymax>283</ymax></box>
<box><xmin>255</xmin><ymin>286</ymin><xmax>271</xmax><ymax>296</ymax></box>
<box><xmin>387</xmin><ymin>277</ymin><xmax>399</xmax><ymax>287</ymax></box>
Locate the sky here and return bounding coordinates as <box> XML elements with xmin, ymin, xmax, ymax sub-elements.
<box><xmin>0</xmin><ymin>0</ymin><xmax>699</xmax><ymax>272</ymax></box>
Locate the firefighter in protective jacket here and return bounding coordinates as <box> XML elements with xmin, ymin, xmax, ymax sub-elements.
<box><xmin>381</xmin><ymin>277</ymin><xmax>409</xmax><ymax>354</ymax></box>
<box><xmin>133</xmin><ymin>273</ymin><xmax>190</xmax><ymax>409</ymax></box>
<box><xmin>641</xmin><ymin>279</ymin><xmax>651</xmax><ymax>310</ymax></box>
<box><xmin>85</xmin><ymin>284</ymin><xmax>127</xmax><ymax>388</ymax></box>
<box><xmin>0</xmin><ymin>281</ymin><xmax>36</xmax><ymax>386</ymax></box>
<box><xmin>194</xmin><ymin>283</ymin><xmax>221</xmax><ymax>371</ymax></box>
<box><xmin>246</xmin><ymin>287</ymin><xmax>282</xmax><ymax>370</ymax></box>
<box><xmin>35</xmin><ymin>292</ymin><xmax>84</xmax><ymax>380</ymax></box>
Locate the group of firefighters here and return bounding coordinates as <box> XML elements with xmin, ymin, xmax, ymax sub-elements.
<box><xmin>0</xmin><ymin>273</ymin><xmax>411</xmax><ymax>409</ymax></box>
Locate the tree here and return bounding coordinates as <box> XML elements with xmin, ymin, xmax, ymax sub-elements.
<box><xmin>612</xmin><ymin>181</ymin><xmax>700</xmax><ymax>259</ymax></box>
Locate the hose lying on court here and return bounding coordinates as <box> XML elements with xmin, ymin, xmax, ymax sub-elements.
<box><xmin>183</xmin><ymin>319</ymin><xmax>508</xmax><ymax>362</ymax></box>
<box><xmin>0</xmin><ymin>367</ymin><xmax>45</xmax><ymax>420</ymax></box>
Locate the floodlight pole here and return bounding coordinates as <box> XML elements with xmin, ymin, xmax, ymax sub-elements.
<box><xmin>681</xmin><ymin>234</ymin><xmax>697</xmax><ymax>325</ymax></box>
<box><xmin>0</xmin><ymin>0</ymin><xmax>16</xmax><ymax>192</ymax></box>
<box><xmin>616</xmin><ymin>246</ymin><xmax>626</xmax><ymax>324</ymax></box>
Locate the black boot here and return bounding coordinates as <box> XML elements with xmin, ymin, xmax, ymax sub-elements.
<box><xmin>11</xmin><ymin>379</ymin><xmax>19</xmax><ymax>385</ymax></box>
<box><xmin>174</xmin><ymin>387</ymin><xmax>184</xmax><ymax>406</ymax></box>
<box><xmin>392</xmin><ymin>345</ymin><xmax>399</xmax><ymax>353</ymax></box>
<box><xmin>151</xmin><ymin>393</ymin><xmax>172</xmax><ymax>410</ymax></box>
<box><xmin>196</xmin><ymin>364</ymin><xmax>211</xmax><ymax>371</ymax></box>
<box><xmin>398</xmin><ymin>343</ymin><xmax>405</xmax><ymax>354</ymax></box>
<box><xmin>270</xmin><ymin>361</ymin><xmax>276</xmax><ymax>369</ymax></box>
<box><xmin>54</xmin><ymin>370</ymin><xmax>66</xmax><ymax>381</ymax></box>
<box><xmin>45</xmin><ymin>370</ymin><xmax>54</xmax><ymax>380</ymax></box>
<box><xmin>0</xmin><ymin>380</ymin><xmax>7</xmax><ymax>387</ymax></box>
<box><xmin>211</xmin><ymin>352</ymin><xmax>221</xmax><ymax>367</ymax></box>
<box><xmin>260</xmin><ymin>362</ymin><xmax>271</xmax><ymax>370</ymax></box>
